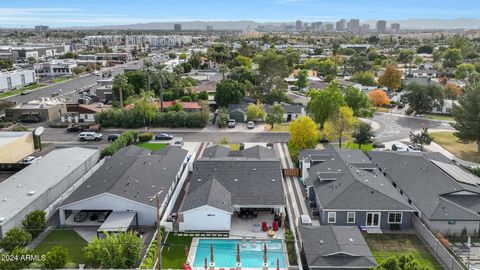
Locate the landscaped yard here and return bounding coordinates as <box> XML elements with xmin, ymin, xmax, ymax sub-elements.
<box><xmin>365</xmin><ymin>234</ymin><xmax>441</xmax><ymax>269</ymax></box>
<box><xmin>136</xmin><ymin>142</ymin><xmax>167</xmax><ymax>151</ymax></box>
<box><xmin>423</xmin><ymin>113</ymin><xmax>455</xmax><ymax>122</ymax></box>
<box><xmin>162</xmin><ymin>235</ymin><xmax>193</xmax><ymax>269</ymax></box>
<box><xmin>34</xmin><ymin>229</ymin><xmax>87</xmax><ymax>265</ymax></box>
<box><xmin>229</xmin><ymin>143</ymin><xmax>240</xmax><ymax>151</ymax></box>
<box><xmin>430</xmin><ymin>131</ymin><xmax>480</xmax><ymax>163</ymax></box>
<box><xmin>266</xmin><ymin>123</ymin><xmax>290</xmax><ymax>132</ymax></box>
<box><xmin>344</xmin><ymin>142</ymin><xmax>374</xmax><ymax>152</ymax></box>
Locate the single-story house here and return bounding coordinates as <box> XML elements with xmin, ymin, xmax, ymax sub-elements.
<box><xmin>265</xmin><ymin>102</ymin><xmax>305</xmax><ymax>122</ymax></box>
<box><xmin>411</xmin><ymin>69</ymin><xmax>438</xmax><ymax>78</ymax></box>
<box><xmin>369</xmin><ymin>151</ymin><xmax>480</xmax><ymax>236</ymax></box>
<box><xmin>157</xmin><ymin>101</ymin><xmax>202</xmax><ymax>112</ymax></box>
<box><xmin>178</xmin><ymin>145</ymin><xmax>285</xmax><ymax>232</ymax></box>
<box><xmin>228</xmin><ymin>103</ymin><xmax>248</xmax><ymax>123</ymax></box>
<box><xmin>299</xmin><ymin>225</ymin><xmax>377</xmax><ymax>269</ymax></box>
<box><xmin>77</xmin><ymin>103</ymin><xmax>111</xmax><ymax>122</ymax></box>
<box><xmin>57</xmin><ymin>145</ymin><xmax>189</xmax><ymax>227</ymax></box>
<box><xmin>300</xmin><ymin>146</ymin><xmax>414</xmax><ymax>231</ymax></box>
<box><xmin>431</xmin><ymin>99</ymin><xmax>458</xmax><ymax>115</ymax></box>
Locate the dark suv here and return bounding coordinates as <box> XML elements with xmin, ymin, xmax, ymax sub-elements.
<box><xmin>66</xmin><ymin>125</ymin><xmax>85</xmax><ymax>133</ymax></box>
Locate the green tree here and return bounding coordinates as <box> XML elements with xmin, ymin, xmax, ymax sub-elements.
<box><xmin>323</xmin><ymin>107</ymin><xmax>357</xmax><ymax>148</ymax></box>
<box><xmin>234</xmin><ymin>55</ymin><xmax>252</xmax><ymax>69</ymax></box>
<box><xmin>347</xmin><ymin>53</ymin><xmax>371</xmax><ymax>73</ymax></box>
<box><xmin>373</xmin><ymin>254</ymin><xmax>430</xmax><ymax>270</ymax></box>
<box><xmin>443</xmin><ymin>48</ymin><xmax>463</xmax><ymax>68</ymax></box>
<box><xmin>215</xmin><ymin>79</ymin><xmax>245</xmax><ymax>107</ymax></box>
<box><xmin>82</xmin><ymin>231</ymin><xmax>142</xmax><ymax>269</ymax></box>
<box><xmin>0</xmin><ymin>228</ymin><xmax>32</xmax><ymax>252</ymax></box>
<box><xmin>448</xmin><ymin>35</ymin><xmax>474</xmax><ymax>58</ymax></box>
<box><xmin>22</xmin><ymin>210</ymin><xmax>46</xmax><ymax>238</ymax></box>
<box><xmin>295</xmin><ymin>69</ymin><xmax>309</xmax><ymax>89</ymax></box>
<box><xmin>307</xmin><ymin>83</ymin><xmax>346</xmax><ymax>129</ymax></box>
<box><xmin>255</xmin><ymin>50</ymin><xmax>290</xmax><ymax>91</ymax></box>
<box><xmin>353</xmin><ymin>122</ymin><xmax>375</xmax><ymax>149</ymax></box>
<box><xmin>112</xmin><ymin>74</ymin><xmax>134</xmax><ymax>106</ymax></box>
<box><xmin>0</xmin><ymin>58</ymin><xmax>13</xmax><ymax>69</ymax></box>
<box><xmin>405</xmin><ymin>83</ymin><xmax>444</xmax><ymax>114</ymax></box>
<box><xmin>455</xmin><ymin>63</ymin><xmax>476</xmax><ymax>79</ymax></box>
<box><xmin>151</xmin><ymin>64</ymin><xmax>169</xmax><ymax>111</ymax></box>
<box><xmin>343</xmin><ymin>86</ymin><xmax>373</xmax><ymax>117</ymax></box>
<box><xmin>303</xmin><ymin>59</ymin><xmax>336</xmax><ymax>76</ymax></box>
<box><xmin>417</xmin><ymin>45</ymin><xmax>434</xmax><ymax>54</ymax></box>
<box><xmin>208</xmin><ymin>44</ymin><xmax>232</xmax><ymax>64</ymax></box>
<box><xmin>351</xmin><ymin>71</ymin><xmax>376</xmax><ymax>86</ymax></box>
<box><xmin>179</xmin><ymin>53</ymin><xmax>187</xmax><ymax>60</ymax></box>
<box><xmin>378</xmin><ymin>64</ymin><xmax>403</xmax><ymax>91</ymax></box>
<box><xmin>432</xmin><ymin>49</ymin><xmax>443</xmax><ymax>63</ymax></box>
<box><xmin>289</xmin><ymin>116</ymin><xmax>319</xmax><ymax>149</ymax></box>
<box><xmin>451</xmin><ymin>80</ymin><xmax>480</xmax><ymax>154</ymax></box>
<box><xmin>409</xmin><ymin>128</ymin><xmax>433</xmax><ymax>151</ymax></box>
<box><xmin>168</xmin><ymin>52</ymin><xmax>176</xmax><ymax>59</ymax></box>
<box><xmin>266</xmin><ymin>104</ymin><xmax>285</xmax><ymax>128</ymax></box>
<box><xmin>72</xmin><ymin>66</ymin><xmax>84</xmax><ymax>75</ymax></box>
<box><xmin>397</xmin><ymin>49</ymin><xmax>415</xmax><ymax>76</ymax></box>
<box><xmin>43</xmin><ymin>246</ymin><xmax>68</xmax><ymax>269</ymax></box>
<box><xmin>246</xmin><ymin>102</ymin><xmax>266</xmax><ymax>121</ymax></box>
<box><xmin>0</xmin><ymin>247</ymin><xmax>34</xmax><ymax>270</ymax></box>
<box><xmin>216</xmin><ymin>107</ymin><xmax>229</xmax><ymax>128</ymax></box>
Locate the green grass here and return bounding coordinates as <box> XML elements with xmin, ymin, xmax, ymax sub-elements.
<box><xmin>162</xmin><ymin>235</ymin><xmax>193</xmax><ymax>269</ymax></box>
<box><xmin>423</xmin><ymin>113</ymin><xmax>455</xmax><ymax>122</ymax></box>
<box><xmin>365</xmin><ymin>234</ymin><xmax>441</xmax><ymax>269</ymax></box>
<box><xmin>136</xmin><ymin>142</ymin><xmax>167</xmax><ymax>151</ymax></box>
<box><xmin>344</xmin><ymin>143</ymin><xmax>375</xmax><ymax>152</ymax></box>
<box><xmin>287</xmin><ymin>143</ymin><xmax>301</xmax><ymax>166</ymax></box>
<box><xmin>34</xmin><ymin>229</ymin><xmax>87</xmax><ymax>265</ymax></box>
<box><xmin>229</xmin><ymin>143</ymin><xmax>240</xmax><ymax>151</ymax></box>
<box><xmin>267</xmin><ymin>123</ymin><xmax>290</xmax><ymax>132</ymax></box>
<box><xmin>0</xmin><ymin>83</ymin><xmax>47</xmax><ymax>99</ymax></box>
<box><xmin>430</xmin><ymin>131</ymin><xmax>480</xmax><ymax>163</ymax></box>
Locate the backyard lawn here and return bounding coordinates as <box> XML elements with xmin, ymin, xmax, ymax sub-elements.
<box><xmin>430</xmin><ymin>131</ymin><xmax>480</xmax><ymax>163</ymax></box>
<box><xmin>162</xmin><ymin>235</ymin><xmax>193</xmax><ymax>269</ymax></box>
<box><xmin>344</xmin><ymin>143</ymin><xmax>374</xmax><ymax>152</ymax></box>
<box><xmin>365</xmin><ymin>234</ymin><xmax>441</xmax><ymax>269</ymax></box>
<box><xmin>34</xmin><ymin>229</ymin><xmax>87</xmax><ymax>265</ymax></box>
<box><xmin>136</xmin><ymin>142</ymin><xmax>167</xmax><ymax>151</ymax></box>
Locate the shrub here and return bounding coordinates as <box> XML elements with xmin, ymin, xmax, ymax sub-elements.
<box><xmin>12</xmin><ymin>125</ymin><xmax>28</xmax><ymax>131</ymax></box>
<box><xmin>138</xmin><ymin>132</ymin><xmax>154</xmax><ymax>142</ymax></box>
<box><xmin>100</xmin><ymin>130</ymin><xmax>138</xmax><ymax>159</ymax></box>
<box><xmin>43</xmin><ymin>246</ymin><xmax>68</xmax><ymax>269</ymax></box>
<box><xmin>22</xmin><ymin>210</ymin><xmax>46</xmax><ymax>238</ymax></box>
<box><xmin>0</xmin><ymin>228</ymin><xmax>32</xmax><ymax>252</ymax></box>
<box><xmin>284</xmin><ymin>229</ymin><xmax>297</xmax><ymax>265</ymax></box>
<box><xmin>48</xmin><ymin>121</ymin><xmax>69</xmax><ymax>128</ymax></box>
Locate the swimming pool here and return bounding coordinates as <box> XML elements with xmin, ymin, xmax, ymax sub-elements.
<box><xmin>193</xmin><ymin>239</ymin><xmax>287</xmax><ymax>268</ymax></box>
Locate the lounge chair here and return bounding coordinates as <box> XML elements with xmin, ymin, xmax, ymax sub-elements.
<box><xmin>262</xmin><ymin>221</ymin><xmax>268</xmax><ymax>232</ymax></box>
<box><xmin>272</xmin><ymin>221</ymin><xmax>279</xmax><ymax>231</ymax></box>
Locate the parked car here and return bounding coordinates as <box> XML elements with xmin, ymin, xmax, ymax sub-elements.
<box><xmin>66</xmin><ymin>125</ymin><xmax>85</xmax><ymax>133</ymax></box>
<box><xmin>107</xmin><ymin>134</ymin><xmax>120</xmax><ymax>142</ymax></box>
<box><xmin>172</xmin><ymin>138</ymin><xmax>184</xmax><ymax>147</ymax></box>
<box><xmin>20</xmin><ymin>91</ymin><xmax>30</xmax><ymax>95</ymax></box>
<box><xmin>78</xmin><ymin>132</ymin><xmax>102</xmax><ymax>141</ymax></box>
<box><xmin>407</xmin><ymin>144</ymin><xmax>422</xmax><ymax>152</ymax></box>
<box><xmin>155</xmin><ymin>133</ymin><xmax>173</xmax><ymax>140</ymax></box>
<box><xmin>247</xmin><ymin>121</ymin><xmax>255</xmax><ymax>129</ymax></box>
<box><xmin>97</xmin><ymin>212</ymin><xmax>109</xmax><ymax>222</ymax></box>
<box><xmin>391</xmin><ymin>144</ymin><xmax>407</xmax><ymax>152</ymax></box>
<box><xmin>74</xmin><ymin>211</ymin><xmax>88</xmax><ymax>222</ymax></box>
<box><xmin>228</xmin><ymin>119</ymin><xmax>236</xmax><ymax>128</ymax></box>
<box><xmin>19</xmin><ymin>156</ymin><xmax>41</xmax><ymax>164</ymax></box>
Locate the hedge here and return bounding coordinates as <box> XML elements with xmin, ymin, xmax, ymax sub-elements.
<box><xmin>100</xmin><ymin>130</ymin><xmax>138</xmax><ymax>159</ymax></box>
<box><xmin>138</xmin><ymin>132</ymin><xmax>154</xmax><ymax>142</ymax></box>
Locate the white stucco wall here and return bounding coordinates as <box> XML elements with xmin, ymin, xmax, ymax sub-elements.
<box><xmin>180</xmin><ymin>206</ymin><xmax>231</xmax><ymax>231</ymax></box>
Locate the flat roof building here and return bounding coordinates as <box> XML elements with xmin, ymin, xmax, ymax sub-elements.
<box><xmin>0</xmin><ymin>147</ymin><xmax>99</xmax><ymax>237</ymax></box>
<box><xmin>0</xmin><ymin>132</ymin><xmax>35</xmax><ymax>163</ymax></box>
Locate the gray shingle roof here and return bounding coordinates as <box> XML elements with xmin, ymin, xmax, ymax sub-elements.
<box><xmin>299</xmin><ymin>225</ymin><xmax>377</xmax><ymax>269</ymax></box>
<box><xmin>304</xmin><ymin>146</ymin><xmax>412</xmax><ymax>211</ymax></box>
<box><xmin>182</xmin><ymin>178</ymin><xmax>232</xmax><ymax>212</ymax></box>
<box><xmin>202</xmin><ymin>145</ymin><xmax>231</xmax><ymax>158</ymax></box>
<box><xmin>368</xmin><ymin>151</ymin><xmax>480</xmax><ymax>221</ymax></box>
<box><xmin>202</xmin><ymin>145</ymin><xmax>277</xmax><ymax>160</ymax></box>
<box><xmin>183</xmin><ymin>158</ymin><xmax>285</xmax><ymax>211</ymax></box>
<box><xmin>59</xmin><ymin>145</ymin><xmax>188</xmax><ymax>208</ymax></box>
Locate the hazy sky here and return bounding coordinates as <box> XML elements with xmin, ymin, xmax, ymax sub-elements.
<box><xmin>1</xmin><ymin>0</ymin><xmax>480</xmax><ymax>27</ymax></box>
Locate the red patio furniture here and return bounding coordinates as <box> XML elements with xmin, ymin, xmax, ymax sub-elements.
<box><xmin>183</xmin><ymin>263</ymin><xmax>192</xmax><ymax>270</ymax></box>
<box><xmin>262</xmin><ymin>221</ymin><xmax>268</xmax><ymax>232</ymax></box>
<box><xmin>272</xmin><ymin>221</ymin><xmax>279</xmax><ymax>231</ymax></box>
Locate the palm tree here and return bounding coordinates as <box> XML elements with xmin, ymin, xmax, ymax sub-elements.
<box><xmin>143</xmin><ymin>60</ymin><xmax>153</xmax><ymax>92</ymax></box>
<box><xmin>332</xmin><ymin>42</ymin><xmax>340</xmax><ymax>75</ymax></box>
<box><xmin>152</xmin><ymin>64</ymin><xmax>169</xmax><ymax>112</ymax></box>
<box><xmin>173</xmin><ymin>64</ymin><xmax>184</xmax><ymax>88</ymax></box>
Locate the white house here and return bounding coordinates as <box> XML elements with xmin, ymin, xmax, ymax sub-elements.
<box><xmin>0</xmin><ymin>69</ymin><xmax>36</xmax><ymax>92</ymax></box>
<box><xmin>431</xmin><ymin>99</ymin><xmax>458</xmax><ymax>115</ymax></box>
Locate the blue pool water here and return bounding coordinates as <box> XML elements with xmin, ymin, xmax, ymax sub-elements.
<box><xmin>193</xmin><ymin>239</ymin><xmax>286</xmax><ymax>268</ymax></box>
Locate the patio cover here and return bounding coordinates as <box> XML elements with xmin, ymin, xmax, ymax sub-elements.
<box><xmin>98</xmin><ymin>211</ymin><xmax>137</xmax><ymax>233</ymax></box>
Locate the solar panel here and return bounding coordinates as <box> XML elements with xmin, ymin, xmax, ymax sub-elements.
<box><xmin>431</xmin><ymin>160</ymin><xmax>480</xmax><ymax>186</ymax></box>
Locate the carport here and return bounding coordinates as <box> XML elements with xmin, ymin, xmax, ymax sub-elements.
<box><xmin>97</xmin><ymin>211</ymin><xmax>138</xmax><ymax>238</ymax></box>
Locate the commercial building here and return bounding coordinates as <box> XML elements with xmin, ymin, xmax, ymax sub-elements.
<box><xmin>0</xmin><ymin>45</ymin><xmax>70</xmax><ymax>62</ymax></box>
<box><xmin>0</xmin><ymin>147</ymin><xmax>99</xmax><ymax>237</ymax></box>
<box><xmin>95</xmin><ymin>52</ymin><xmax>131</xmax><ymax>63</ymax></box>
<box><xmin>83</xmin><ymin>35</ymin><xmax>123</xmax><ymax>46</ymax></box>
<box><xmin>335</xmin><ymin>19</ymin><xmax>346</xmax><ymax>31</ymax></box>
<box><xmin>57</xmin><ymin>145</ymin><xmax>190</xmax><ymax>227</ymax></box>
<box><xmin>5</xmin><ymin>98</ymin><xmax>67</xmax><ymax>122</ymax></box>
<box><xmin>361</xmin><ymin>24</ymin><xmax>370</xmax><ymax>33</ymax></box>
<box><xmin>174</xmin><ymin>24</ymin><xmax>182</xmax><ymax>32</ymax></box>
<box><xmin>296</xmin><ymin>20</ymin><xmax>303</xmax><ymax>31</ymax></box>
<box><xmin>324</xmin><ymin>23</ymin><xmax>334</xmax><ymax>32</ymax></box>
<box><xmin>391</xmin><ymin>23</ymin><xmax>401</xmax><ymax>32</ymax></box>
<box><xmin>0</xmin><ymin>69</ymin><xmax>36</xmax><ymax>93</ymax></box>
<box><xmin>34</xmin><ymin>60</ymin><xmax>78</xmax><ymax>77</ymax></box>
<box><xmin>347</xmin><ymin>19</ymin><xmax>360</xmax><ymax>32</ymax></box>
<box><xmin>376</xmin><ymin>20</ymin><xmax>387</xmax><ymax>32</ymax></box>
<box><xmin>0</xmin><ymin>132</ymin><xmax>35</xmax><ymax>163</ymax></box>
<box><xmin>34</xmin><ymin>25</ymin><xmax>49</xmax><ymax>31</ymax></box>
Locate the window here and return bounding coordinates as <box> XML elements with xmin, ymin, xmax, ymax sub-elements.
<box><xmin>388</xmin><ymin>212</ymin><xmax>402</xmax><ymax>224</ymax></box>
<box><xmin>448</xmin><ymin>220</ymin><xmax>456</xmax><ymax>225</ymax></box>
<box><xmin>347</xmin><ymin>212</ymin><xmax>355</xmax><ymax>223</ymax></box>
<box><xmin>327</xmin><ymin>212</ymin><xmax>336</xmax><ymax>223</ymax></box>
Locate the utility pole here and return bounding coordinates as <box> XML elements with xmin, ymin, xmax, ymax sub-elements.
<box><xmin>156</xmin><ymin>195</ymin><xmax>162</xmax><ymax>270</ymax></box>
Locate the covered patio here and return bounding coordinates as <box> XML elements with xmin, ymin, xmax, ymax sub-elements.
<box><xmin>96</xmin><ymin>211</ymin><xmax>138</xmax><ymax>238</ymax></box>
<box><xmin>230</xmin><ymin>208</ymin><xmax>285</xmax><ymax>239</ymax></box>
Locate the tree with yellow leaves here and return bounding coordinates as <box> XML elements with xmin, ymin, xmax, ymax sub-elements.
<box><xmin>378</xmin><ymin>64</ymin><xmax>403</xmax><ymax>91</ymax></box>
<box><xmin>289</xmin><ymin>116</ymin><xmax>319</xmax><ymax>149</ymax></box>
<box><xmin>323</xmin><ymin>107</ymin><xmax>357</xmax><ymax>148</ymax></box>
<box><xmin>368</xmin><ymin>89</ymin><xmax>390</xmax><ymax>107</ymax></box>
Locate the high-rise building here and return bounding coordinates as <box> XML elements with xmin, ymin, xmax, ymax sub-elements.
<box><xmin>391</xmin><ymin>23</ymin><xmax>401</xmax><ymax>32</ymax></box>
<box><xmin>361</xmin><ymin>24</ymin><xmax>370</xmax><ymax>32</ymax></box>
<box><xmin>347</xmin><ymin>19</ymin><xmax>360</xmax><ymax>32</ymax></box>
<box><xmin>324</xmin><ymin>23</ymin><xmax>334</xmax><ymax>32</ymax></box>
<box><xmin>206</xmin><ymin>25</ymin><xmax>214</xmax><ymax>31</ymax></box>
<box><xmin>336</xmin><ymin>19</ymin><xmax>346</xmax><ymax>31</ymax></box>
<box><xmin>296</xmin><ymin>20</ymin><xmax>303</xmax><ymax>31</ymax></box>
<box><xmin>376</xmin><ymin>20</ymin><xmax>387</xmax><ymax>32</ymax></box>
<box><xmin>34</xmin><ymin>25</ymin><xmax>49</xmax><ymax>31</ymax></box>
<box><xmin>174</xmin><ymin>24</ymin><xmax>182</xmax><ymax>32</ymax></box>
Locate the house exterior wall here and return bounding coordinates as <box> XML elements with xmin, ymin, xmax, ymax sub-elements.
<box><xmin>422</xmin><ymin>217</ymin><xmax>480</xmax><ymax>237</ymax></box>
<box><xmin>0</xmin><ymin>132</ymin><xmax>35</xmax><ymax>163</ymax></box>
<box><xmin>180</xmin><ymin>206</ymin><xmax>231</xmax><ymax>231</ymax></box>
<box><xmin>229</xmin><ymin>111</ymin><xmax>246</xmax><ymax>123</ymax></box>
<box><xmin>321</xmin><ymin>210</ymin><xmax>413</xmax><ymax>230</ymax></box>
<box><xmin>58</xmin><ymin>193</ymin><xmax>158</xmax><ymax>226</ymax></box>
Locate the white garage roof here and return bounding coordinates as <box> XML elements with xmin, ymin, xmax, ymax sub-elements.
<box><xmin>98</xmin><ymin>211</ymin><xmax>137</xmax><ymax>232</ymax></box>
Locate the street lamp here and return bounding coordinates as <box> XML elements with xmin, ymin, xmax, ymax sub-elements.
<box><xmin>150</xmin><ymin>188</ymin><xmax>165</xmax><ymax>270</ymax></box>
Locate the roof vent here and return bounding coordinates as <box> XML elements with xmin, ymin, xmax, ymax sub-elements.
<box><xmin>349</xmin><ymin>238</ymin><xmax>354</xmax><ymax>242</ymax></box>
<box><xmin>2</xmin><ymin>198</ymin><xmax>7</xmax><ymax>201</ymax></box>
<box><xmin>234</xmin><ymin>179</ymin><xmax>238</xmax><ymax>182</ymax></box>
<box><xmin>337</xmin><ymin>169</ymin><xmax>341</xmax><ymax>172</ymax></box>
<box><xmin>0</xmin><ymin>217</ymin><xmax>5</xmax><ymax>222</ymax></box>
<box><xmin>87</xmin><ymin>185</ymin><xmax>91</xmax><ymax>188</ymax></box>
<box><xmin>272</xmin><ymin>179</ymin><xmax>276</xmax><ymax>182</ymax></box>
<box><xmin>27</xmin><ymin>190</ymin><xmax>36</xmax><ymax>195</ymax></box>
<box><xmin>253</xmin><ymin>168</ymin><xmax>257</xmax><ymax>171</ymax></box>
<box><xmin>152</xmin><ymin>185</ymin><xmax>156</xmax><ymax>188</ymax></box>
<box><xmin>197</xmin><ymin>179</ymin><xmax>202</xmax><ymax>182</ymax></box>
<box><xmin>319</xmin><ymin>240</ymin><xmax>324</xmax><ymax>244</ymax></box>
<box><xmin>213</xmin><ymin>168</ymin><xmax>217</xmax><ymax>171</ymax></box>
<box><xmin>17</xmin><ymin>184</ymin><xmax>21</xmax><ymax>188</ymax></box>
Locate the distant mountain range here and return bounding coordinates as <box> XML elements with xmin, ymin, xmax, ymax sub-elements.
<box><xmin>60</xmin><ymin>18</ymin><xmax>480</xmax><ymax>31</ymax></box>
